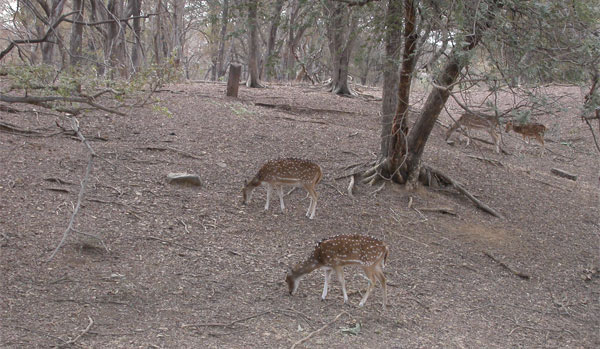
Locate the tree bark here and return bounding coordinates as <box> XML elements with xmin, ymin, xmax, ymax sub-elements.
<box><xmin>227</xmin><ymin>63</ymin><xmax>242</xmax><ymax>97</ymax></box>
<box><xmin>386</xmin><ymin>0</ymin><xmax>418</xmax><ymax>181</ymax></box>
<box><xmin>69</xmin><ymin>0</ymin><xmax>84</xmax><ymax>67</ymax></box>
<box><xmin>41</xmin><ymin>0</ymin><xmax>67</xmax><ymax>65</ymax></box>
<box><xmin>326</xmin><ymin>0</ymin><xmax>358</xmax><ymax>96</ymax></box>
<box><xmin>128</xmin><ymin>0</ymin><xmax>143</xmax><ymax>73</ymax></box>
<box><xmin>378</xmin><ymin>0</ymin><xmax>402</xmax><ymax>170</ymax></box>
<box><xmin>246</xmin><ymin>0</ymin><xmax>262</xmax><ymax>88</ymax></box>
<box><xmin>217</xmin><ymin>0</ymin><xmax>230</xmax><ymax>78</ymax></box>
<box><xmin>263</xmin><ymin>0</ymin><xmax>285</xmax><ymax>81</ymax></box>
<box><xmin>403</xmin><ymin>1</ymin><xmax>501</xmax><ymax>180</ymax></box>
<box><xmin>172</xmin><ymin>0</ymin><xmax>186</xmax><ymax>68</ymax></box>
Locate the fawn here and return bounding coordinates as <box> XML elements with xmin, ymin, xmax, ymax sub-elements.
<box><xmin>446</xmin><ymin>113</ymin><xmax>501</xmax><ymax>154</ymax></box>
<box><xmin>505</xmin><ymin>120</ymin><xmax>546</xmax><ymax>155</ymax></box>
<box><xmin>286</xmin><ymin>234</ymin><xmax>389</xmax><ymax>309</ymax></box>
<box><xmin>242</xmin><ymin>158</ymin><xmax>322</xmax><ymax>219</ymax></box>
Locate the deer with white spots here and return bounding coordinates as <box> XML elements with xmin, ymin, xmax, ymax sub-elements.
<box><xmin>446</xmin><ymin>112</ymin><xmax>501</xmax><ymax>154</ymax></box>
<box><xmin>286</xmin><ymin>234</ymin><xmax>389</xmax><ymax>309</ymax></box>
<box><xmin>242</xmin><ymin>158</ymin><xmax>322</xmax><ymax>219</ymax></box>
<box><xmin>505</xmin><ymin>120</ymin><xmax>546</xmax><ymax>155</ymax></box>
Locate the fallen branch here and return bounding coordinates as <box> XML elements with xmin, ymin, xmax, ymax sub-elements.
<box><xmin>415</xmin><ymin>207</ymin><xmax>456</xmax><ymax>215</ymax></box>
<box><xmin>273</xmin><ymin>115</ymin><xmax>328</xmax><ymax>125</ymax></box>
<box><xmin>484</xmin><ymin>251</ymin><xmax>530</xmax><ymax>280</ymax></box>
<box><xmin>58</xmin><ymin>316</ymin><xmax>94</xmax><ymax>348</ymax></box>
<box><xmin>550</xmin><ymin>168</ymin><xmax>578</xmax><ymax>181</ymax></box>
<box><xmin>290</xmin><ymin>311</ymin><xmax>348</xmax><ymax>349</ymax></box>
<box><xmin>0</xmin><ymin>94</ymin><xmax>126</xmax><ymax>116</ymax></box>
<box><xmin>466</xmin><ymin>155</ymin><xmax>504</xmax><ymax>167</ymax></box>
<box><xmin>137</xmin><ymin>146</ymin><xmax>205</xmax><ymax>159</ymax></box>
<box><xmin>425</xmin><ymin>166</ymin><xmax>504</xmax><ymax>219</ymax></box>
<box><xmin>255</xmin><ymin>102</ymin><xmax>358</xmax><ymax>115</ymax></box>
<box><xmin>47</xmin><ymin>117</ymin><xmax>95</xmax><ymax>262</ymax></box>
<box><xmin>182</xmin><ymin>311</ymin><xmax>272</xmax><ymax>328</ymax></box>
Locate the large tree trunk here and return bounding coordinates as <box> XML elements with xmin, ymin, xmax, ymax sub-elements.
<box><xmin>402</xmin><ymin>1</ymin><xmax>501</xmax><ymax>181</ymax></box>
<box><xmin>246</xmin><ymin>0</ymin><xmax>262</xmax><ymax>88</ymax></box>
<box><xmin>373</xmin><ymin>0</ymin><xmax>501</xmax><ymax>185</ymax></box>
<box><xmin>41</xmin><ymin>0</ymin><xmax>66</xmax><ymax>65</ymax></box>
<box><xmin>326</xmin><ymin>0</ymin><xmax>358</xmax><ymax>96</ymax></box>
<box><xmin>386</xmin><ymin>0</ymin><xmax>418</xmax><ymax>182</ymax></box>
<box><xmin>69</xmin><ymin>0</ymin><xmax>84</xmax><ymax>67</ymax></box>
<box><xmin>378</xmin><ymin>0</ymin><xmax>402</xmax><ymax>166</ymax></box>
<box><xmin>172</xmin><ymin>0</ymin><xmax>186</xmax><ymax>69</ymax></box>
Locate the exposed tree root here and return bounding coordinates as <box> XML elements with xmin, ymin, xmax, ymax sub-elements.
<box><xmin>424</xmin><ymin>165</ymin><xmax>504</xmax><ymax>219</ymax></box>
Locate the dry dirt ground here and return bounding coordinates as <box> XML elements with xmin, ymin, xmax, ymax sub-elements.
<box><xmin>1</xmin><ymin>81</ymin><xmax>599</xmax><ymax>348</ymax></box>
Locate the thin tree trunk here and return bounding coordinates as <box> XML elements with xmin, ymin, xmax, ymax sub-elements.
<box><xmin>172</xmin><ymin>0</ymin><xmax>186</xmax><ymax>68</ymax></box>
<box><xmin>69</xmin><ymin>0</ymin><xmax>84</xmax><ymax>67</ymax></box>
<box><xmin>217</xmin><ymin>0</ymin><xmax>230</xmax><ymax>78</ymax></box>
<box><xmin>128</xmin><ymin>0</ymin><xmax>143</xmax><ymax>73</ymax></box>
<box><xmin>263</xmin><ymin>0</ymin><xmax>284</xmax><ymax>81</ymax></box>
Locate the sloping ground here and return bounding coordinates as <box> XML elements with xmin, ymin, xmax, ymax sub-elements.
<box><xmin>1</xmin><ymin>82</ymin><xmax>598</xmax><ymax>348</ymax></box>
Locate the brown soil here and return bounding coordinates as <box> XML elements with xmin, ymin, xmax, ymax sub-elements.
<box><xmin>1</xmin><ymin>82</ymin><xmax>599</xmax><ymax>348</ymax></box>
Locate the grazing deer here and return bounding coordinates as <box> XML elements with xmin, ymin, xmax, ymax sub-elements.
<box><xmin>242</xmin><ymin>158</ymin><xmax>322</xmax><ymax>219</ymax></box>
<box><xmin>505</xmin><ymin>120</ymin><xmax>546</xmax><ymax>155</ymax></box>
<box><xmin>445</xmin><ymin>113</ymin><xmax>501</xmax><ymax>154</ymax></box>
<box><xmin>286</xmin><ymin>234</ymin><xmax>389</xmax><ymax>309</ymax></box>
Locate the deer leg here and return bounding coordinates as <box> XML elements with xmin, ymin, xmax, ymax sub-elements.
<box><xmin>334</xmin><ymin>267</ymin><xmax>348</xmax><ymax>304</ymax></box>
<box><xmin>489</xmin><ymin>130</ymin><xmax>500</xmax><ymax>154</ymax></box>
<box><xmin>359</xmin><ymin>268</ymin><xmax>377</xmax><ymax>307</ymax></box>
<box><xmin>375</xmin><ymin>267</ymin><xmax>387</xmax><ymax>310</ymax></box>
<box><xmin>304</xmin><ymin>184</ymin><xmax>318</xmax><ymax>219</ymax></box>
<box><xmin>322</xmin><ymin>268</ymin><xmax>332</xmax><ymax>300</ymax></box>
<box><xmin>265</xmin><ymin>184</ymin><xmax>272</xmax><ymax>210</ymax></box>
<box><xmin>277</xmin><ymin>186</ymin><xmax>285</xmax><ymax>212</ymax></box>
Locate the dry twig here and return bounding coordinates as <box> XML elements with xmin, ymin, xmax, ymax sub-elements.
<box><xmin>58</xmin><ymin>316</ymin><xmax>94</xmax><ymax>347</ymax></box>
<box><xmin>48</xmin><ymin>117</ymin><xmax>95</xmax><ymax>262</ymax></box>
<box><xmin>484</xmin><ymin>251</ymin><xmax>530</xmax><ymax>280</ymax></box>
<box><xmin>290</xmin><ymin>311</ymin><xmax>348</xmax><ymax>349</ymax></box>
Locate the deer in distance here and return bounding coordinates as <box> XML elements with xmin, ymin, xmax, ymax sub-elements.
<box><xmin>445</xmin><ymin>112</ymin><xmax>501</xmax><ymax>154</ymax></box>
<box><xmin>286</xmin><ymin>234</ymin><xmax>389</xmax><ymax>309</ymax></box>
<box><xmin>505</xmin><ymin>120</ymin><xmax>546</xmax><ymax>155</ymax></box>
<box><xmin>242</xmin><ymin>158</ymin><xmax>322</xmax><ymax>219</ymax></box>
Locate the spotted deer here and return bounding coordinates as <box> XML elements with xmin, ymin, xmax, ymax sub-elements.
<box><xmin>286</xmin><ymin>234</ymin><xmax>389</xmax><ymax>309</ymax></box>
<box><xmin>505</xmin><ymin>120</ymin><xmax>546</xmax><ymax>155</ymax></box>
<box><xmin>242</xmin><ymin>158</ymin><xmax>322</xmax><ymax>219</ymax></box>
<box><xmin>445</xmin><ymin>113</ymin><xmax>501</xmax><ymax>154</ymax></box>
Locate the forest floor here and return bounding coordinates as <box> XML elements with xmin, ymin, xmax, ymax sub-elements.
<box><xmin>1</xmin><ymin>81</ymin><xmax>599</xmax><ymax>348</ymax></box>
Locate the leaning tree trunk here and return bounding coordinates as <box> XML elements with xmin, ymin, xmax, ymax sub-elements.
<box><xmin>246</xmin><ymin>0</ymin><xmax>262</xmax><ymax>88</ymax></box>
<box><xmin>402</xmin><ymin>1</ymin><xmax>501</xmax><ymax>181</ymax></box>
